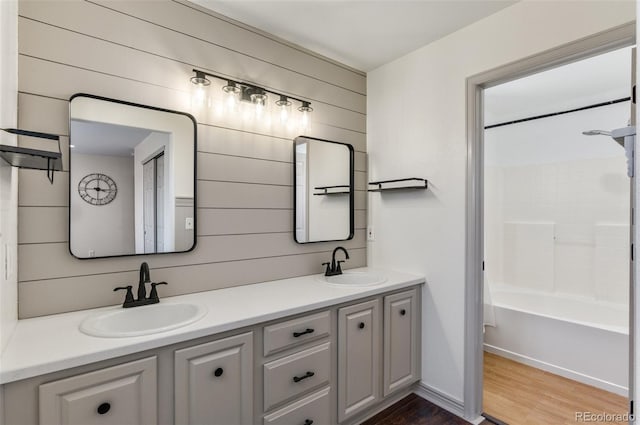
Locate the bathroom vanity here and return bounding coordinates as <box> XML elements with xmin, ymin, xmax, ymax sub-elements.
<box><xmin>1</xmin><ymin>269</ymin><xmax>423</xmax><ymax>425</ymax></box>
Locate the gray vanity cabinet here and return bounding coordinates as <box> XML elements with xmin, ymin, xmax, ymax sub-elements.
<box><xmin>2</xmin><ymin>284</ymin><xmax>422</xmax><ymax>425</ymax></box>
<box><xmin>174</xmin><ymin>332</ymin><xmax>253</xmax><ymax>425</ymax></box>
<box><xmin>337</xmin><ymin>299</ymin><xmax>381</xmax><ymax>422</ymax></box>
<box><xmin>383</xmin><ymin>288</ymin><xmax>419</xmax><ymax>396</ymax></box>
<box><xmin>39</xmin><ymin>357</ymin><xmax>157</xmax><ymax>425</ymax></box>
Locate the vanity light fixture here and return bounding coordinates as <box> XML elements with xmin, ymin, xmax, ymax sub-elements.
<box><xmin>189</xmin><ymin>69</ymin><xmax>312</xmax><ymax>127</ymax></box>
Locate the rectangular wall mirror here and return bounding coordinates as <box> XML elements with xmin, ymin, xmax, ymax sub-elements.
<box><xmin>69</xmin><ymin>94</ymin><xmax>197</xmax><ymax>259</ymax></box>
<box><xmin>294</xmin><ymin>136</ymin><xmax>354</xmax><ymax>243</ymax></box>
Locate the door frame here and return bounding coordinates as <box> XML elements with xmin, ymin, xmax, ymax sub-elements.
<box><xmin>464</xmin><ymin>22</ymin><xmax>636</xmax><ymax>421</ymax></box>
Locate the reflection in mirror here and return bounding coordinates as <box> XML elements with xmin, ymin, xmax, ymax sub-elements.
<box><xmin>69</xmin><ymin>94</ymin><xmax>197</xmax><ymax>258</ymax></box>
<box><xmin>294</xmin><ymin>136</ymin><xmax>354</xmax><ymax>243</ymax></box>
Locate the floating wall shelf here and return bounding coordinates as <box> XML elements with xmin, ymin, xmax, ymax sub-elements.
<box><xmin>0</xmin><ymin>128</ymin><xmax>63</xmax><ymax>184</ymax></box>
<box><xmin>368</xmin><ymin>178</ymin><xmax>428</xmax><ymax>192</ymax></box>
<box><xmin>313</xmin><ymin>185</ymin><xmax>350</xmax><ymax>195</ymax></box>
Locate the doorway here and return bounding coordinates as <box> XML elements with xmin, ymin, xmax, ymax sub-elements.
<box><xmin>464</xmin><ymin>23</ymin><xmax>636</xmax><ymax>422</ymax></box>
<box><xmin>143</xmin><ymin>151</ymin><xmax>165</xmax><ymax>253</ymax></box>
<box><xmin>481</xmin><ymin>47</ymin><xmax>632</xmax><ymax>424</ymax></box>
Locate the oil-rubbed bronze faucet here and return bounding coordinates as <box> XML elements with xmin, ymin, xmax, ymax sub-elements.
<box><xmin>114</xmin><ymin>262</ymin><xmax>168</xmax><ymax>308</ymax></box>
<box><xmin>322</xmin><ymin>246</ymin><xmax>350</xmax><ymax>276</ymax></box>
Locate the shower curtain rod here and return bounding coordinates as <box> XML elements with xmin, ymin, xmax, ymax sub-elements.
<box><xmin>484</xmin><ymin>97</ymin><xmax>631</xmax><ymax>130</ymax></box>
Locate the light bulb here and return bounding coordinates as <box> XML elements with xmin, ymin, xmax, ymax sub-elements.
<box><xmin>301</xmin><ymin>111</ymin><xmax>310</xmax><ymax>133</ymax></box>
<box><xmin>190</xmin><ymin>72</ymin><xmax>211</xmax><ymax>109</ymax></box>
<box><xmin>298</xmin><ymin>101</ymin><xmax>313</xmax><ymax>133</ymax></box>
<box><xmin>222</xmin><ymin>81</ymin><xmax>241</xmax><ymax>113</ymax></box>
<box><xmin>276</xmin><ymin>95</ymin><xmax>292</xmax><ymax>125</ymax></box>
<box><xmin>250</xmin><ymin>89</ymin><xmax>268</xmax><ymax>120</ymax></box>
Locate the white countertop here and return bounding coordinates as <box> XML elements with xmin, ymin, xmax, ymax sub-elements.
<box><xmin>0</xmin><ymin>267</ymin><xmax>424</xmax><ymax>384</ymax></box>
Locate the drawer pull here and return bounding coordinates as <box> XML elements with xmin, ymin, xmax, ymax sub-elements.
<box><xmin>97</xmin><ymin>402</ymin><xmax>111</xmax><ymax>415</ymax></box>
<box><xmin>358</xmin><ymin>322</ymin><xmax>365</xmax><ymax>329</ymax></box>
<box><xmin>214</xmin><ymin>367</ymin><xmax>224</xmax><ymax>377</ymax></box>
<box><xmin>292</xmin><ymin>371</ymin><xmax>315</xmax><ymax>383</ymax></box>
<box><xmin>400</xmin><ymin>309</ymin><xmax>407</xmax><ymax>316</ymax></box>
<box><xmin>293</xmin><ymin>328</ymin><xmax>315</xmax><ymax>338</ymax></box>
<box><xmin>303</xmin><ymin>420</ymin><xmax>314</xmax><ymax>425</ymax></box>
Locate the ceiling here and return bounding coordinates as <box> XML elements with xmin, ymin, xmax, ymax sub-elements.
<box><xmin>191</xmin><ymin>0</ymin><xmax>517</xmax><ymax>72</ymax></box>
<box><xmin>70</xmin><ymin>120</ymin><xmax>153</xmax><ymax>157</ymax></box>
<box><xmin>485</xmin><ymin>46</ymin><xmax>632</xmax><ymax>125</ymax></box>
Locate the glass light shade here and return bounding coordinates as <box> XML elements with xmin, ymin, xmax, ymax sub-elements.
<box><xmin>251</xmin><ymin>90</ymin><xmax>268</xmax><ymax>120</ymax></box>
<box><xmin>222</xmin><ymin>82</ymin><xmax>241</xmax><ymax>113</ymax></box>
<box><xmin>276</xmin><ymin>96</ymin><xmax>292</xmax><ymax>125</ymax></box>
<box><xmin>299</xmin><ymin>109</ymin><xmax>311</xmax><ymax>133</ymax></box>
<box><xmin>298</xmin><ymin>102</ymin><xmax>313</xmax><ymax>133</ymax></box>
<box><xmin>190</xmin><ymin>74</ymin><xmax>211</xmax><ymax>109</ymax></box>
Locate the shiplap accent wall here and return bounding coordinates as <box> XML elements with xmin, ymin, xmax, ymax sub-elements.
<box><xmin>17</xmin><ymin>0</ymin><xmax>367</xmax><ymax>318</ymax></box>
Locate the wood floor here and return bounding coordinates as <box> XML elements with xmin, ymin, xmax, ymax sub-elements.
<box><xmin>360</xmin><ymin>352</ymin><xmax>626</xmax><ymax>425</ymax></box>
<box><xmin>361</xmin><ymin>393</ymin><xmax>483</xmax><ymax>425</ymax></box>
<box><xmin>483</xmin><ymin>351</ymin><xmax>629</xmax><ymax>425</ymax></box>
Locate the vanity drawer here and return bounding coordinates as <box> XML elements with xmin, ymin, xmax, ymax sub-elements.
<box><xmin>263</xmin><ymin>310</ymin><xmax>330</xmax><ymax>356</ymax></box>
<box><xmin>39</xmin><ymin>357</ymin><xmax>157</xmax><ymax>425</ymax></box>
<box><xmin>263</xmin><ymin>342</ymin><xmax>331</xmax><ymax>411</ymax></box>
<box><xmin>263</xmin><ymin>387</ymin><xmax>331</xmax><ymax>425</ymax></box>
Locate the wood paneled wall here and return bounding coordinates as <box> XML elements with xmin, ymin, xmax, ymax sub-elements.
<box><xmin>17</xmin><ymin>0</ymin><xmax>366</xmax><ymax>318</ymax></box>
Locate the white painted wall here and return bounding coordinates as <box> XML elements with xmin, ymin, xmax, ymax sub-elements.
<box><xmin>70</xmin><ymin>97</ymin><xmax>194</xmax><ymax>197</ymax></box>
<box><xmin>367</xmin><ymin>0</ymin><xmax>635</xmax><ymax>404</ymax></box>
<box><xmin>0</xmin><ymin>0</ymin><xmax>18</xmax><ymax>355</ymax></box>
<box><xmin>307</xmin><ymin>141</ymin><xmax>350</xmax><ymax>241</ymax></box>
<box><xmin>485</xmin><ymin>103</ymin><xmax>630</xmax><ymax>306</ymax></box>
<box><xmin>70</xmin><ymin>153</ymin><xmax>135</xmax><ymax>257</ymax></box>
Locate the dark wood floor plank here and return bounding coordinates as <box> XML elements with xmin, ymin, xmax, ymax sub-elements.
<box><xmin>361</xmin><ymin>393</ymin><xmax>480</xmax><ymax>425</ymax></box>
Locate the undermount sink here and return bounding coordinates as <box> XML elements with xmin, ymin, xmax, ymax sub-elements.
<box><xmin>317</xmin><ymin>271</ymin><xmax>387</xmax><ymax>286</ymax></box>
<box><xmin>80</xmin><ymin>302</ymin><xmax>207</xmax><ymax>338</ymax></box>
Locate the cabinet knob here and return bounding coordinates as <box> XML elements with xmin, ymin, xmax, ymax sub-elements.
<box><xmin>358</xmin><ymin>322</ymin><xmax>365</xmax><ymax>329</ymax></box>
<box><xmin>214</xmin><ymin>367</ymin><xmax>224</xmax><ymax>377</ymax></box>
<box><xmin>97</xmin><ymin>402</ymin><xmax>111</xmax><ymax>415</ymax></box>
<box><xmin>400</xmin><ymin>309</ymin><xmax>407</xmax><ymax>316</ymax></box>
<box><xmin>303</xmin><ymin>420</ymin><xmax>314</xmax><ymax>425</ymax></box>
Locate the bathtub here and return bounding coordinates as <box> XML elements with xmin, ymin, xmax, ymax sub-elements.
<box><xmin>484</xmin><ymin>284</ymin><xmax>629</xmax><ymax>396</ymax></box>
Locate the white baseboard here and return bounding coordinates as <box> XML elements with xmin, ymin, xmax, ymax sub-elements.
<box><xmin>413</xmin><ymin>381</ymin><xmax>466</xmax><ymax>418</ymax></box>
<box><xmin>484</xmin><ymin>344</ymin><xmax>628</xmax><ymax>397</ymax></box>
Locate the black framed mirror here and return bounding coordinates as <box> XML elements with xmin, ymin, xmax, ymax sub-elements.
<box><xmin>69</xmin><ymin>94</ymin><xmax>197</xmax><ymax>259</ymax></box>
<box><xmin>294</xmin><ymin>136</ymin><xmax>354</xmax><ymax>243</ymax></box>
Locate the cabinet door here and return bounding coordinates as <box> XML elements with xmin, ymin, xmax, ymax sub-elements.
<box><xmin>39</xmin><ymin>357</ymin><xmax>157</xmax><ymax>425</ymax></box>
<box><xmin>175</xmin><ymin>332</ymin><xmax>253</xmax><ymax>425</ymax></box>
<box><xmin>337</xmin><ymin>299</ymin><xmax>381</xmax><ymax>422</ymax></box>
<box><xmin>384</xmin><ymin>288</ymin><xmax>419</xmax><ymax>396</ymax></box>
